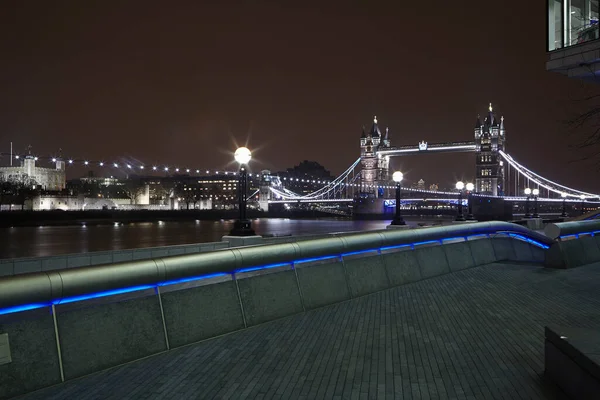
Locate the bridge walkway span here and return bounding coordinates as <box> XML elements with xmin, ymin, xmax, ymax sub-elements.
<box><xmin>20</xmin><ymin>261</ymin><xmax>600</xmax><ymax>400</ymax></box>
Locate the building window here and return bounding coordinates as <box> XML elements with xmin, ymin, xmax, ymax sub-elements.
<box><xmin>548</xmin><ymin>0</ymin><xmax>599</xmax><ymax>51</ymax></box>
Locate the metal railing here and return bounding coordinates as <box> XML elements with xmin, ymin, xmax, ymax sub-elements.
<box><xmin>0</xmin><ymin>222</ymin><xmax>553</xmax><ymax>312</ymax></box>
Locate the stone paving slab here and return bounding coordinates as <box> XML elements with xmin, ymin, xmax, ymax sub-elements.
<box><xmin>18</xmin><ymin>262</ymin><xmax>600</xmax><ymax>400</ymax></box>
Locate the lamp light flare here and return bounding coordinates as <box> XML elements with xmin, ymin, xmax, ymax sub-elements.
<box><xmin>466</xmin><ymin>182</ymin><xmax>474</xmax><ymax>191</ymax></box>
<box><xmin>561</xmin><ymin>192</ymin><xmax>567</xmax><ymax>198</ymax></box>
<box><xmin>99</xmin><ymin>162</ymin><xmax>104</xmax><ymax>166</ymax></box>
<box><xmin>455</xmin><ymin>181</ymin><xmax>464</xmax><ymax>190</ymax></box>
<box><xmin>392</xmin><ymin>171</ymin><xmax>403</xmax><ymax>183</ymax></box>
<box><xmin>234</xmin><ymin>147</ymin><xmax>252</xmax><ymax>164</ymax></box>
<box><xmin>84</xmin><ymin>161</ymin><xmax>89</xmax><ymax>165</ymax></box>
<box><xmin>524</xmin><ymin>188</ymin><xmax>532</xmax><ymax>195</ymax></box>
<box><xmin>153</xmin><ymin>166</ymin><xmax>157</xmax><ymax>170</ymax></box>
<box><xmin>68</xmin><ymin>160</ymin><xmax>73</xmax><ymax>164</ymax></box>
<box><xmin>113</xmin><ymin>163</ymin><xmax>118</xmax><ymax>168</ymax></box>
<box><xmin>532</xmin><ymin>188</ymin><xmax>539</xmax><ymax>196</ymax></box>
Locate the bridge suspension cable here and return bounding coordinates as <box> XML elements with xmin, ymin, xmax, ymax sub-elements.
<box><xmin>269</xmin><ymin>158</ymin><xmax>361</xmax><ymax>200</ymax></box>
<box><xmin>499</xmin><ymin>151</ymin><xmax>598</xmax><ymax>198</ymax></box>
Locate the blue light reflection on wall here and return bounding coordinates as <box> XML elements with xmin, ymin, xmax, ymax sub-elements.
<box><xmin>294</xmin><ymin>255</ymin><xmax>338</xmax><ymax>264</ymax></box>
<box><xmin>507</xmin><ymin>233</ymin><xmax>550</xmax><ymax>249</ymax></box>
<box><xmin>559</xmin><ymin>231</ymin><xmax>600</xmax><ymax>240</ymax></box>
<box><xmin>0</xmin><ymin>231</ymin><xmax>553</xmax><ymax>316</ymax></box>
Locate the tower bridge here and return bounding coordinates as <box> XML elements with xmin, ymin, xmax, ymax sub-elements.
<box><xmin>263</xmin><ymin>103</ymin><xmax>599</xmax><ymax>217</ymax></box>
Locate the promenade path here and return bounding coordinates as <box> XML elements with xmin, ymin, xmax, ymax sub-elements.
<box><xmin>19</xmin><ymin>262</ymin><xmax>600</xmax><ymax>400</ymax></box>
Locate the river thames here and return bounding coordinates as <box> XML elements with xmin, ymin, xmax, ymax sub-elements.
<box><xmin>0</xmin><ymin>218</ymin><xmax>445</xmax><ymax>259</ymax></box>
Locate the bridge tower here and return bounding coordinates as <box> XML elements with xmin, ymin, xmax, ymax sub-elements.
<box><xmin>474</xmin><ymin>103</ymin><xmax>506</xmax><ymax>196</ymax></box>
<box><xmin>259</xmin><ymin>170</ymin><xmax>272</xmax><ymax>212</ymax></box>
<box><xmin>360</xmin><ymin>116</ymin><xmax>391</xmax><ymax>197</ymax></box>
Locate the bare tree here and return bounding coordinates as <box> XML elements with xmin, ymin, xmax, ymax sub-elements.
<box><xmin>568</xmin><ymin>88</ymin><xmax>600</xmax><ymax>165</ymax></box>
<box><xmin>2</xmin><ymin>173</ymin><xmax>39</xmax><ymax>210</ymax></box>
<box><xmin>121</xmin><ymin>179</ymin><xmax>145</xmax><ymax>204</ymax></box>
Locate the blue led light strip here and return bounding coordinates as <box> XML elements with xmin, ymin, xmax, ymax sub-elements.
<box><xmin>0</xmin><ymin>231</ymin><xmax>553</xmax><ymax>316</ymax></box>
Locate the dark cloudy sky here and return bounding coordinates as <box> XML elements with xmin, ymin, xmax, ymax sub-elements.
<box><xmin>0</xmin><ymin>1</ymin><xmax>598</xmax><ymax>191</ymax></box>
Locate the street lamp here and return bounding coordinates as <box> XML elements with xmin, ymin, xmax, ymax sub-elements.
<box><xmin>561</xmin><ymin>192</ymin><xmax>568</xmax><ymax>218</ymax></box>
<box><xmin>390</xmin><ymin>171</ymin><xmax>406</xmax><ymax>225</ymax></box>
<box><xmin>532</xmin><ymin>188</ymin><xmax>540</xmax><ymax>218</ymax></box>
<box><xmin>455</xmin><ymin>181</ymin><xmax>465</xmax><ymax>221</ymax></box>
<box><xmin>465</xmin><ymin>182</ymin><xmax>475</xmax><ymax>220</ymax></box>
<box><xmin>524</xmin><ymin>188</ymin><xmax>532</xmax><ymax>218</ymax></box>
<box><xmin>580</xmin><ymin>194</ymin><xmax>586</xmax><ymax>216</ymax></box>
<box><xmin>229</xmin><ymin>147</ymin><xmax>256</xmax><ymax>236</ymax></box>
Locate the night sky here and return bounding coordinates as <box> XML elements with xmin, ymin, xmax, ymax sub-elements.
<box><xmin>0</xmin><ymin>1</ymin><xmax>598</xmax><ymax>191</ymax></box>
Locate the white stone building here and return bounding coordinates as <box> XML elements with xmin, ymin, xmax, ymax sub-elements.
<box><xmin>0</xmin><ymin>156</ymin><xmax>66</xmax><ymax>191</ymax></box>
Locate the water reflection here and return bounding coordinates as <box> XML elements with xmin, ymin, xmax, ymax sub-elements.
<box><xmin>0</xmin><ymin>218</ymin><xmax>397</xmax><ymax>259</ymax></box>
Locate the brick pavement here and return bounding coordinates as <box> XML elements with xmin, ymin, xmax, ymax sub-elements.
<box><xmin>18</xmin><ymin>262</ymin><xmax>600</xmax><ymax>400</ymax></box>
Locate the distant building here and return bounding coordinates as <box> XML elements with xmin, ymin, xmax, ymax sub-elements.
<box><xmin>0</xmin><ymin>156</ymin><xmax>66</xmax><ymax>191</ymax></box>
<box><xmin>417</xmin><ymin>179</ymin><xmax>425</xmax><ymax>190</ymax></box>
<box><xmin>275</xmin><ymin>160</ymin><xmax>334</xmax><ymax>196</ymax></box>
<box><xmin>429</xmin><ymin>183</ymin><xmax>439</xmax><ymax>192</ymax></box>
<box><xmin>67</xmin><ymin>173</ymin><xmax>260</xmax><ymax>210</ymax></box>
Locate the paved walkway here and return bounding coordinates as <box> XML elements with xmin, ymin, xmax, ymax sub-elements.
<box><xmin>19</xmin><ymin>262</ymin><xmax>600</xmax><ymax>400</ymax></box>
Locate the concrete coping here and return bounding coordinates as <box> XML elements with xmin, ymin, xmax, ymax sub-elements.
<box><xmin>0</xmin><ymin>221</ymin><xmax>553</xmax><ymax>311</ymax></box>
<box><xmin>545</xmin><ymin>220</ymin><xmax>600</xmax><ymax>240</ymax></box>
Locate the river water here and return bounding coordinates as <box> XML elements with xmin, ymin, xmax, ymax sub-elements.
<box><xmin>0</xmin><ymin>218</ymin><xmax>430</xmax><ymax>259</ymax></box>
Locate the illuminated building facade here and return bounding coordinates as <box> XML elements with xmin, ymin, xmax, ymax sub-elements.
<box><xmin>360</xmin><ymin>116</ymin><xmax>392</xmax><ymax>196</ymax></box>
<box><xmin>0</xmin><ymin>155</ymin><xmax>66</xmax><ymax>191</ymax></box>
<box><xmin>474</xmin><ymin>104</ymin><xmax>506</xmax><ymax>196</ymax></box>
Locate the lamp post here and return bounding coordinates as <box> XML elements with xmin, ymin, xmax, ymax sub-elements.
<box><xmin>390</xmin><ymin>171</ymin><xmax>406</xmax><ymax>226</ymax></box>
<box><xmin>229</xmin><ymin>147</ymin><xmax>256</xmax><ymax>236</ymax></box>
<box><xmin>561</xmin><ymin>192</ymin><xmax>567</xmax><ymax>218</ymax></box>
<box><xmin>455</xmin><ymin>181</ymin><xmax>465</xmax><ymax>221</ymax></box>
<box><xmin>466</xmin><ymin>182</ymin><xmax>475</xmax><ymax>220</ymax></box>
<box><xmin>532</xmin><ymin>188</ymin><xmax>540</xmax><ymax>218</ymax></box>
<box><xmin>524</xmin><ymin>188</ymin><xmax>532</xmax><ymax>218</ymax></box>
<box><xmin>580</xmin><ymin>194</ymin><xmax>586</xmax><ymax>216</ymax></box>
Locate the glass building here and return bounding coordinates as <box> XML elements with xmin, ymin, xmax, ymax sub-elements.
<box><xmin>547</xmin><ymin>1</ymin><xmax>600</xmax><ymax>79</ymax></box>
<box><xmin>548</xmin><ymin>0</ymin><xmax>599</xmax><ymax>51</ymax></box>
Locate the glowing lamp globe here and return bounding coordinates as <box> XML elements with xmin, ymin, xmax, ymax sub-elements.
<box><xmin>455</xmin><ymin>181</ymin><xmax>464</xmax><ymax>190</ymax></box>
<box><xmin>234</xmin><ymin>147</ymin><xmax>252</xmax><ymax>164</ymax></box>
<box><xmin>524</xmin><ymin>188</ymin><xmax>532</xmax><ymax>195</ymax></box>
<box><xmin>580</xmin><ymin>194</ymin><xmax>586</xmax><ymax>200</ymax></box>
<box><xmin>561</xmin><ymin>192</ymin><xmax>567</xmax><ymax>198</ymax></box>
<box><xmin>466</xmin><ymin>182</ymin><xmax>474</xmax><ymax>191</ymax></box>
<box><xmin>392</xmin><ymin>171</ymin><xmax>403</xmax><ymax>183</ymax></box>
<box><xmin>532</xmin><ymin>188</ymin><xmax>539</xmax><ymax>196</ymax></box>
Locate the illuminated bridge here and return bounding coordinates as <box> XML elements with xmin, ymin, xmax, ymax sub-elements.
<box><xmin>3</xmin><ymin>104</ymin><xmax>599</xmax><ymax>214</ymax></box>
